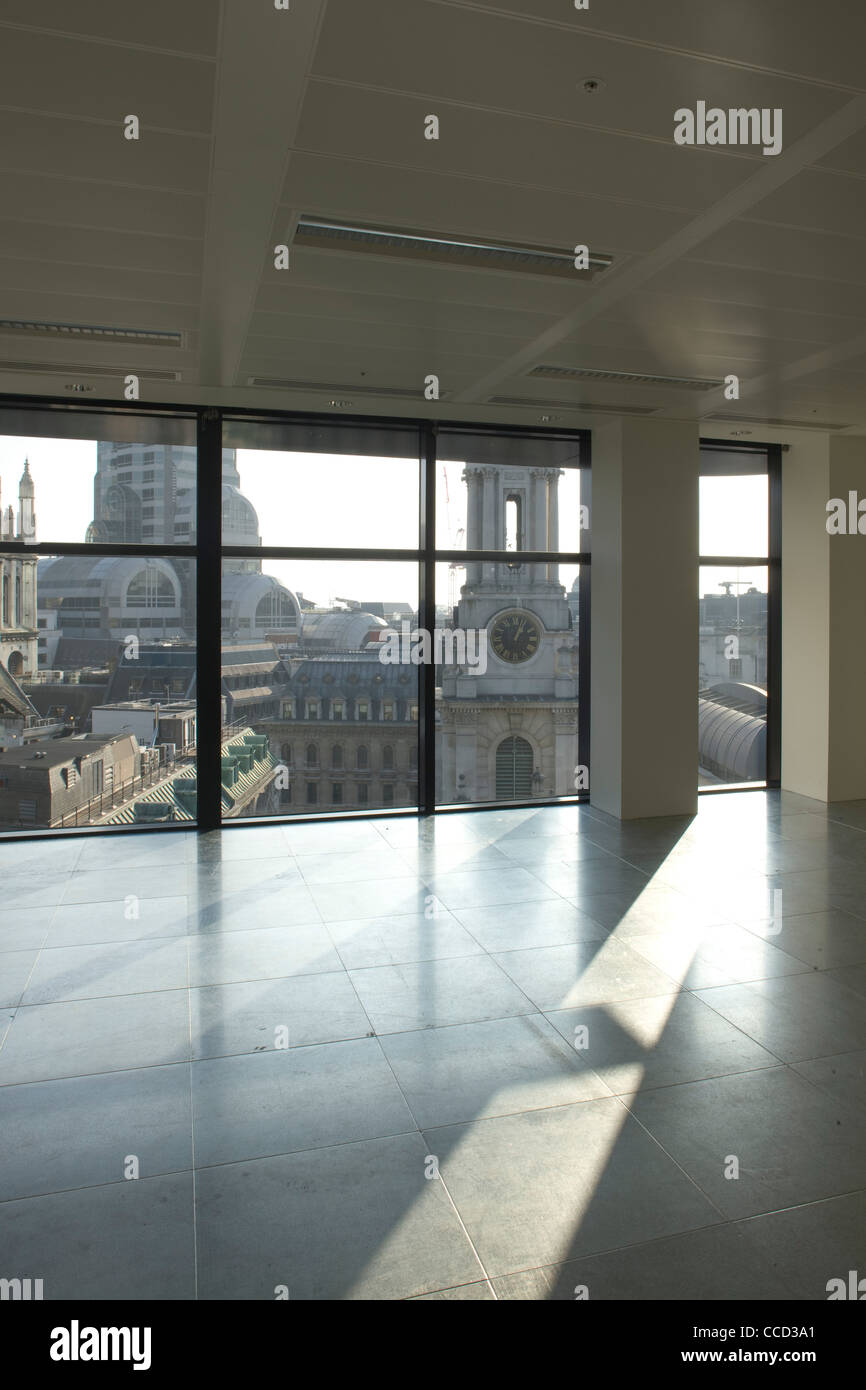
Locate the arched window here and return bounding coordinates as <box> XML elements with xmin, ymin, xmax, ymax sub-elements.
<box><xmin>382</xmin><ymin>745</ymin><xmax>394</xmax><ymax>770</ymax></box>
<box><xmin>7</xmin><ymin>651</ymin><xmax>23</xmax><ymax>677</ymax></box>
<box><xmin>357</xmin><ymin>745</ymin><xmax>369</xmax><ymax>770</ymax></box>
<box><xmin>125</xmin><ymin>566</ymin><xmax>176</xmax><ymax>609</ymax></box>
<box><xmin>14</xmin><ymin>575</ymin><xmax>21</xmax><ymax>627</ymax></box>
<box><xmin>255</xmin><ymin>588</ymin><xmax>297</xmax><ymax>630</ymax></box>
<box><xmin>305</xmin><ymin>743</ymin><xmax>318</xmax><ymax>768</ymax></box>
<box><xmin>280</xmin><ymin>743</ymin><xmax>292</xmax><ymax>764</ymax></box>
<box><xmin>505</xmin><ymin>494</ymin><xmax>523</xmax><ymax>552</ymax></box>
<box><xmin>495</xmin><ymin>735</ymin><xmax>533</xmax><ymax>800</ymax></box>
<box><xmin>331</xmin><ymin>744</ymin><xmax>343</xmax><ymax>770</ymax></box>
<box><xmin>1</xmin><ymin>573</ymin><xmax>8</xmax><ymax>627</ymax></box>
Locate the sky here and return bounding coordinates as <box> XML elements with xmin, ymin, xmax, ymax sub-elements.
<box><xmin>0</xmin><ymin>436</ymin><xmax>769</xmax><ymax>607</ymax></box>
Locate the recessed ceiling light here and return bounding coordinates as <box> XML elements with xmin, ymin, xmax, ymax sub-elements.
<box><xmin>328</xmin><ymin>400</ymin><xmax>354</xmax><ymax>408</ymax></box>
<box><xmin>539</xmin><ymin>414</ymin><xmax>559</xmax><ymax>423</ymax></box>
<box><xmin>730</xmin><ymin>429</ymin><xmax>753</xmax><ymax>436</ymax></box>
<box><xmin>65</xmin><ymin>383</ymin><xmax>96</xmax><ymax>393</ymax></box>
<box><xmin>579</xmin><ymin>77</ymin><xmax>605</xmax><ymax>95</ymax></box>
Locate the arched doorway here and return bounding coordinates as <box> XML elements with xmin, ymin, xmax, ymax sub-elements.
<box><xmin>495</xmin><ymin>735</ymin><xmax>533</xmax><ymax>800</ymax></box>
<box><xmin>7</xmin><ymin>651</ymin><xmax>23</xmax><ymax>677</ymax></box>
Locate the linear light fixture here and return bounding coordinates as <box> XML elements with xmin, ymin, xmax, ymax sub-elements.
<box><xmin>247</xmin><ymin>376</ymin><xmax>447</xmax><ymax>399</ymax></box>
<box><xmin>0</xmin><ymin>359</ymin><xmax>180</xmax><ymax>382</ymax></box>
<box><xmin>529</xmin><ymin>364</ymin><xmax>723</xmax><ymax>391</ymax></box>
<box><xmin>294</xmin><ymin>218</ymin><xmax>613</xmax><ymax>279</ymax></box>
<box><xmin>704</xmin><ymin>411</ymin><xmax>851</xmax><ymax>430</ymax></box>
<box><xmin>488</xmin><ymin>394</ymin><xmax>657</xmax><ymax>415</ymax></box>
<box><xmin>0</xmin><ymin>319</ymin><xmax>183</xmax><ymax>347</ymax></box>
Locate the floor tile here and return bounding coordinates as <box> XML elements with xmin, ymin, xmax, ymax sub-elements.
<box><xmin>740</xmin><ymin>909</ymin><xmax>866</xmax><ymax>970</ymax></box>
<box><xmin>190</xmin><ymin>971</ymin><xmax>372</xmax><ymax>1057</ymax></box>
<box><xmin>0</xmin><ymin>1063</ymin><xmax>192</xmax><ymax>1200</ymax></box>
<box><xmin>44</xmin><ymin>896</ymin><xmax>190</xmax><ymax>947</ymax></box>
<box><xmin>0</xmin><ymin>1173</ymin><xmax>195</xmax><ymax>1298</ymax></box>
<box><xmin>492</xmin><ymin>1222</ymin><xmax>794</xmax><ymax>1300</ymax></box>
<box><xmin>792</xmin><ymin>1050</ymin><xmax>866</xmax><ymax>1114</ymax></box>
<box><xmin>0</xmin><ymin>907</ymin><xmax>54</xmax><ymax>952</ymax></box>
<box><xmin>348</xmin><ymin>955</ymin><xmax>535</xmax><ymax>1034</ymax></box>
<box><xmin>297</xmin><ymin>848</ymin><xmax>418</xmax><ymax>885</ymax></box>
<box><xmin>22</xmin><ymin>937</ymin><xmax>189</xmax><ymax>1004</ymax></box>
<box><xmin>191</xmin><ymin>1037</ymin><xmax>415</xmax><ymax>1166</ymax></box>
<box><xmin>418</xmin><ymin>867</ymin><xmax>557</xmax><ymax>910</ymax></box>
<box><xmin>325</xmin><ymin>911</ymin><xmax>483</xmax><ymax>969</ymax></box>
<box><xmin>734</xmin><ymin>1191</ymin><xmax>866</xmax><ymax>1300</ymax></box>
<box><xmin>544</xmin><ymin>992</ymin><xmax>779</xmax><ymax>1094</ymax></box>
<box><xmin>0</xmin><ymin>949</ymin><xmax>38</xmax><ymax>1007</ymax></box>
<box><xmin>623</xmin><ymin>1067</ymin><xmax>866</xmax><ymax>1219</ymax></box>
<box><xmin>310</xmin><ymin>878</ymin><xmax>443</xmax><ymax>923</ymax></box>
<box><xmin>190</xmin><ymin>881</ymin><xmax>321</xmax><ymax>932</ymax></box>
<box><xmin>0</xmin><ymin>990</ymin><xmax>191</xmax><ymax>1083</ymax></box>
<box><xmin>624</xmin><ymin>923</ymin><xmax>810</xmax><ymax>989</ymax></box>
<box><xmin>694</xmin><ymin>971</ymin><xmax>866</xmax><ymax>1063</ymax></box>
<box><xmin>188</xmin><ymin>923</ymin><xmax>341</xmax><ymax>986</ymax></box>
<box><xmin>195</xmin><ymin>1134</ymin><xmax>484</xmax><ymax>1300</ymax></box>
<box><xmin>453</xmin><ymin>898</ymin><xmax>608</xmax><ymax>953</ymax></box>
<box><xmin>61</xmin><ymin>864</ymin><xmax>191</xmax><ymax>905</ymax></box>
<box><xmin>379</xmin><ymin>1014</ymin><xmax>611</xmax><ymax>1128</ymax></box>
<box><xmin>491</xmin><ymin>939</ymin><xmax>679</xmax><ymax>1012</ymax></box>
<box><xmin>426</xmin><ymin>1099</ymin><xmax>720</xmax><ymax>1276</ymax></box>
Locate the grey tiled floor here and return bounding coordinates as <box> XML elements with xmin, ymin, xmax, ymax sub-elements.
<box><xmin>1</xmin><ymin>790</ymin><xmax>865</xmax><ymax>1300</ymax></box>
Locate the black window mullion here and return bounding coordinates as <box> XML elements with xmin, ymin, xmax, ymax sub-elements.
<box><xmin>196</xmin><ymin>409</ymin><xmax>223</xmax><ymax>831</ymax></box>
<box><xmin>419</xmin><ymin>424</ymin><xmax>437</xmax><ymax>817</ymax></box>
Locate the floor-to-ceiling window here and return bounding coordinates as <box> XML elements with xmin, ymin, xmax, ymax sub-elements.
<box><xmin>0</xmin><ymin>400</ymin><xmax>589</xmax><ymax>836</ymax></box>
<box><xmin>0</xmin><ymin>404</ymin><xmax>198</xmax><ymax>832</ymax></box>
<box><xmin>698</xmin><ymin>442</ymin><xmax>781</xmax><ymax>789</ymax></box>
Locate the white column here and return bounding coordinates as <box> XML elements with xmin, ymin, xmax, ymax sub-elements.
<box><xmin>590</xmin><ymin>418</ymin><xmax>699</xmax><ymax>819</ymax></box>
<box><xmin>782</xmin><ymin>434</ymin><xmax>866</xmax><ymax>801</ymax></box>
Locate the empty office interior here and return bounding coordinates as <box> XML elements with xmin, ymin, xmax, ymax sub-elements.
<box><xmin>1</xmin><ymin>0</ymin><xmax>866</xmax><ymax>1317</ymax></box>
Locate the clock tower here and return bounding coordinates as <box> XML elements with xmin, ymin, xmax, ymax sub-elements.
<box><xmin>439</xmin><ymin>463</ymin><xmax>579</xmax><ymax>802</ymax></box>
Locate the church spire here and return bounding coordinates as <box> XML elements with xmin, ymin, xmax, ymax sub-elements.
<box><xmin>17</xmin><ymin>458</ymin><xmax>36</xmax><ymax>541</ymax></box>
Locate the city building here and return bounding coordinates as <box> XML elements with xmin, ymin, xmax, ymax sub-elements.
<box><xmin>439</xmin><ymin>463</ymin><xmax>579</xmax><ymax>800</ymax></box>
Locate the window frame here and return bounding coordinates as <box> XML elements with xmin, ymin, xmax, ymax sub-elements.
<box><xmin>0</xmin><ymin>395</ymin><xmax>591</xmax><ymax>836</ymax></box>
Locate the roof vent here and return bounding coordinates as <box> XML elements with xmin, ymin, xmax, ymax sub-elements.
<box><xmin>529</xmin><ymin>364</ymin><xmax>723</xmax><ymax>391</ymax></box>
<box><xmin>294</xmin><ymin>218</ymin><xmax>613</xmax><ymax>280</ymax></box>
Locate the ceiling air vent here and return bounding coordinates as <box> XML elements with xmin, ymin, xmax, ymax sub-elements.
<box><xmin>294</xmin><ymin>218</ymin><xmax>613</xmax><ymax>280</ymax></box>
<box><xmin>704</xmin><ymin>412</ymin><xmax>851</xmax><ymax>431</ymax></box>
<box><xmin>247</xmin><ymin>376</ymin><xmax>447</xmax><ymax>400</ymax></box>
<box><xmin>529</xmin><ymin>364</ymin><xmax>723</xmax><ymax>391</ymax></box>
<box><xmin>0</xmin><ymin>319</ymin><xmax>183</xmax><ymax>347</ymax></box>
<box><xmin>0</xmin><ymin>360</ymin><xmax>180</xmax><ymax>383</ymax></box>
<box><xmin>489</xmin><ymin>395</ymin><xmax>657</xmax><ymax>416</ymax></box>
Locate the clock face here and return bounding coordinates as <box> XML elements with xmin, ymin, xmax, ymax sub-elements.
<box><xmin>489</xmin><ymin>610</ymin><xmax>542</xmax><ymax>665</ymax></box>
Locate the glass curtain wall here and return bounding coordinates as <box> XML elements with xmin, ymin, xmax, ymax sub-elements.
<box><xmin>0</xmin><ymin>401</ymin><xmax>589</xmax><ymax>835</ymax></box>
